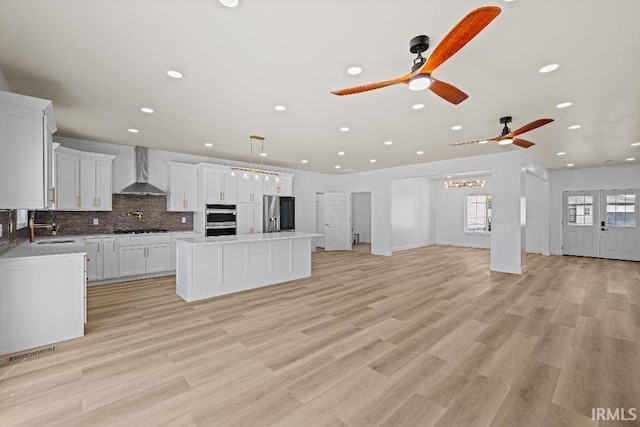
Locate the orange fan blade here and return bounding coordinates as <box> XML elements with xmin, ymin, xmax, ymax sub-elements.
<box><xmin>509</xmin><ymin>118</ymin><xmax>554</xmax><ymax>137</ymax></box>
<box><xmin>512</xmin><ymin>138</ymin><xmax>535</xmax><ymax>148</ymax></box>
<box><xmin>331</xmin><ymin>71</ymin><xmax>417</xmax><ymax>96</ymax></box>
<box><xmin>422</xmin><ymin>6</ymin><xmax>501</xmax><ymax>74</ymax></box>
<box><xmin>429</xmin><ymin>78</ymin><xmax>468</xmax><ymax>105</ymax></box>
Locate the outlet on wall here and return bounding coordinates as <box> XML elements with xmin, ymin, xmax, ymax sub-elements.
<box><xmin>93</xmin><ymin>218</ymin><xmax>99</xmax><ymax>225</ymax></box>
<box><xmin>181</xmin><ymin>217</ymin><xmax>186</xmax><ymax>224</ymax></box>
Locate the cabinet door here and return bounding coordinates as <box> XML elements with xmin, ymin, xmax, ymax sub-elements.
<box><xmin>168</xmin><ymin>167</ymin><xmax>187</xmax><ymax>211</ymax></box>
<box><xmin>236</xmin><ymin>204</ymin><xmax>252</xmax><ymax>235</ymax></box>
<box><xmin>102</xmin><ymin>238</ymin><xmax>119</xmax><ymax>279</ymax></box>
<box><xmin>253</xmin><ymin>178</ymin><xmax>264</xmax><ymax>203</ymax></box>
<box><xmin>119</xmin><ymin>245</ymin><xmax>147</xmax><ymax>276</ymax></box>
<box><xmin>238</xmin><ymin>178</ymin><xmax>253</xmax><ymax>203</ymax></box>
<box><xmin>278</xmin><ymin>177</ymin><xmax>293</xmax><ymax>197</ymax></box>
<box><xmin>95</xmin><ymin>160</ymin><xmax>112</xmax><ymax>210</ymax></box>
<box><xmin>253</xmin><ymin>204</ymin><xmax>263</xmax><ymax>234</ymax></box>
<box><xmin>222</xmin><ymin>172</ymin><xmax>238</xmax><ymax>203</ymax></box>
<box><xmin>0</xmin><ymin>103</ymin><xmax>48</xmax><ymax>209</ymax></box>
<box><xmin>85</xmin><ymin>239</ymin><xmax>104</xmax><ymax>281</ymax></box>
<box><xmin>263</xmin><ymin>178</ymin><xmax>277</xmax><ymax>196</ymax></box>
<box><xmin>55</xmin><ymin>151</ymin><xmax>80</xmax><ymax>210</ymax></box>
<box><xmin>80</xmin><ymin>158</ymin><xmax>97</xmax><ymax>210</ymax></box>
<box><xmin>183</xmin><ymin>167</ymin><xmax>198</xmax><ymax>211</ymax></box>
<box><xmin>202</xmin><ymin>168</ymin><xmax>223</xmax><ymax>203</ymax></box>
<box><xmin>146</xmin><ymin>243</ymin><xmax>171</xmax><ymax>273</ymax></box>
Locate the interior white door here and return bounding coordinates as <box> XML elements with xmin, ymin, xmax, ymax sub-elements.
<box><xmin>562</xmin><ymin>191</ymin><xmax>599</xmax><ymax>257</ymax></box>
<box><xmin>315</xmin><ymin>194</ymin><xmax>325</xmax><ymax>248</ymax></box>
<box><xmin>324</xmin><ymin>192</ymin><xmax>352</xmax><ymax>251</ymax></box>
<box><xmin>599</xmin><ymin>190</ymin><xmax>639</xmax><ymax>261</ymax></box>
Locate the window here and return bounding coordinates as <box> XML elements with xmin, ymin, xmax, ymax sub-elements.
<box><xmin>606</xmin><ymin>194</ymin><xmax>636</xmax><ymax>227</ymax></box>
<box><xmin>567</xmin><ymin>195</ymin><xmax>593</xmax><ymax>226</ymax></box>
<box><xmin>465</xmin><ymin>194</ymin><xmax>492</xmax><ymax>232</ymax></box>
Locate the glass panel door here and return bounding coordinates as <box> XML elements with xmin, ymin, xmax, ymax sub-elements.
<box><xmin>600</xmin><ymin>190</ymin><xmax>639</xmax><ymax>261</ymax></box>
<box><xmin>562</xmin><ymin>191</ymin><xmax>599</xmax><ymax>257</ymax></box>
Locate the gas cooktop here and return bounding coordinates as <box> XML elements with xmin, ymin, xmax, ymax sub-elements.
<box><xmin>112</xmin><ymin>228</ymin><xmax>170</xmax><ymax>235</ymax></box>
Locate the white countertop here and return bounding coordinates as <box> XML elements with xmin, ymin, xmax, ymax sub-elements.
<box><xmin>176</xmin><ymin>232</ymin><xmax>321</xmax><ymax>246</ymax></box>
<box><xmin>0</xmin><ymin>237</ymin><xmax>86</xmax><ymax>260</ymax></box>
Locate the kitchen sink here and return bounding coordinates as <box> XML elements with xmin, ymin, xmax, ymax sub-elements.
<box><xmin>37</xmin><ymin>239</ymin><xmax>77</xmax><ymax>245</ymax></box>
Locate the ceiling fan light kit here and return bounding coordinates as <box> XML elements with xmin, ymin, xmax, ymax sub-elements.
<box><xmin>450</xmin><ymin>115</ymin><xmax>554</xmax><ymax>149</ymax></box>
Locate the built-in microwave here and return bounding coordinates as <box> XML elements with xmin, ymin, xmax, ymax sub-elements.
<box><xmin>205</xmin><ymin>204</ymin><xmax>237</xmax><ymax>237</ymax></box>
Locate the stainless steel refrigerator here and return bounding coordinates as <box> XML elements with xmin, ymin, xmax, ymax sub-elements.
<box><xmin>263</xmin><ymin>195</ymin><xmax>295</xmax><ymax>232</ymax></box>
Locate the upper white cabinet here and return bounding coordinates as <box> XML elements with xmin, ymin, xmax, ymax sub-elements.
<box><xmin>238</xmin><ymin>175</ymin><xmax>264</xmax><ymax>203</ymax></box>
<box><xmin>0</xmin><ymin>90</ymin><xmax>56</xmax><ymax>209</ymax></box>
<box><xmin>200</xmin><ymin>166</ymin><xmax>237</xmax><ymax>205</ymax></box>
<box><xmin>263</xmin><ymin>174</ymin><xmax>293</xmax><ymax>197</ymax></box>
<box><xmin>55</xmin><ymin>146</ymin><xmax>115</xmax><ymax>211</ymax></box>
<box><xmin>167</xmin><ymin>162</ymin><xmax>198</xmax><ymax>212</ymax></box>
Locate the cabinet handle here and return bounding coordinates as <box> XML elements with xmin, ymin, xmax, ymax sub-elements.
<box><xmin>277</xmin><ymin>186</ymin><xmax>281</xmax><ymax>194</ymax></box>
<box><xmin>49</xmin><ymin>187</ymin><xmax>55</xmax><ymax>205</ymax></box>
<box><xmin>222</xmin><ymin>192</ymin><xmax>225</xmax><ymax>200</ymax></box>
<box><xmin>97</xmin><ymin>243</ymin><xmax>100</xmax><ymax>253</ymax></box>
<box><xmin>113</xmin><ymin>241</ymin><xmax>116</xmax><ymax>252</ymax></box>
<box><xmin>76</xmin><ymin>196</ymin><xmax>81</xmax><ymax>207</ymax></box>
<box><xmin>219</xmin><ymin>192</ymin><xmax>222</xmax><ymax>200</ymax></box>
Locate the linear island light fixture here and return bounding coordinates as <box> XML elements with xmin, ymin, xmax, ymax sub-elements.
<box><xmin>231</xmin><ymin>135</ymin><xmax>279</xmax><ymax>182</ymax></box>
<box><xmin>445</xmin><ymin>179</ymin><xmax>485</xmax><ymax>189</ymax></box>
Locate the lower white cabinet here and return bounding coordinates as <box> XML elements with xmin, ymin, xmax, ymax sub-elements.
<box><xmin>0</xmin><ymin>253</ymin><xmax>85</xmax><ymax>355</ymax></box>
<box><xmin>102</xmin><ymin>238</ymin><xmax>119</xmax><ymax>279</ymax></box>
<box><xmin>171</xmin><ymin>232</ymin><xmax>201</xmax><ymax>270</ymax></box>
<box><xmin>118</xmin><ymin>235</ymin><xmax>171</xmax><ymax>277</ymax></box>
<box><xmin>84</xmin><ymin>237</ymin><xmax>120</xmax><ymax>281</ymax></box>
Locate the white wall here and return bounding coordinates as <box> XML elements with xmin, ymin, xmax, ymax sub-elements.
<box><xmin>391</xmin><ymin>177</ymin><xmax>430</xmax><ymax>251</ymax></box>
<box><xmin>55</xmin><ymin>136</ymin><xmax>338</xmax><ymax>234</ymax></box>
<box><xmin>525</xmin><ymin>172</ymin><xmax>549</xmax><ymax>254</ymax></box>
<box><xmin>549</xmin><ymin>163</ymin><xmax>640</xmax><ymax>255</ymax></box>
<box><xmin>352</xmin><ymin>192</ymin><xmax>371</xmax><ymax>243</ymax></box>
<box><xmin>435</xmin><ymin>175</ymin><xmax>492</xmax><ymax>249</ymax></box>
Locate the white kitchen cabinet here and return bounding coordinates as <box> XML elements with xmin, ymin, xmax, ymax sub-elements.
<box><xmin>168</xmin><ymin>162</ymin><xmax>198</xmax><ymax>212</ymax></box>
<box><xmin>118</xmin><ymin>235</ymin><xmax>171</xmax><ymax>277</ymax></box>
<box><xmin>237</xmin><ymin>204</ymin><xmax>263</xmax><ymax>235</ymax></box>
<box><xmin>0</xmin><ymin>90</ymin><xmax>56</xmax><ymax>209</ymax></box>
<box><xmin>238</xmin><ymin>176</ymin><xmax>264</xmax><ymax>203</ymax></box>
<box><xmin>80</xmin><ymin>157</ymin><xmax>113</xmax><ymax>210</ymax></box>
<box><xmin>263</xmin><ymin>173</ymin><xmax>293</xmax><ymax>197</ymax></box>
<box><xmin>84</xmin><ymin>238</ymin><xmax>103</xmax><ymax>281</ymax></box>
<box><xmin>102</xmin><ymin>238</ymin><xmax>119</xmax><ymax>279</ymax></box>
<box><xmin>0</xmin><ymin>252</ymin><xmax>85</xmax><ymax>355</ymax></box>
<box><xmin>201</xmin><ymin>166</ymin><xmax>237</xmax><ymax>204</ymax></box>
<box><xmin>170</xmin><ymin>232</ymin><xmax>201</xmax><ymax>270</ymax></box>
<box><xmin>55</xmin><ymin>146</ymin><xmax>114</xmax><ymax>211</ymax></box>
<box><xmin>55</xmin><ymin>150</ymin><xmax>81</xmax><ymax>209</ymax></box>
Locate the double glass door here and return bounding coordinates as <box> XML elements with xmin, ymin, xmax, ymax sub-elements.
<box><xmin>563</xmin><ymin>189</ymin><xmax>639</xmax><ymax>261</ymax></box>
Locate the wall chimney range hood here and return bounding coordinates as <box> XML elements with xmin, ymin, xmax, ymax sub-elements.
<box><xmin>117</xmin><ymin>146</ymin><xmax>166</xmax><ymax>196</ymax></box>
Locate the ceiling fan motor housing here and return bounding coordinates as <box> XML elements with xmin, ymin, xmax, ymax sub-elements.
<box><xmin>410</xmin><ymin>35</ymin><xmax>430</xmax><ymax>54</ymax></box>
<box><xmin>499</xmin><ymin>116</ymin><xmax>512</xmax><ymax>135</ymax></box>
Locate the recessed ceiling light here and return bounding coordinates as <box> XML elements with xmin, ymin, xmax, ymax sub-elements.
<box><xmin>301</xmin><ymin>160</ymin><xmax>308</xmax><ymax>164</ymax></box>
<box><xmin>498</xmin><ymin>138</ymin><xmax>513</xmax><ymax>145</ymax></box>
<box><xmin>451</xmin><ymin>125</ymin><xmax>463</xmax><ymax>131</ymax></box>
<box><xmin>631</xmin><ymin>142</ymin><xmax>640</xmax><ymax>146</ymax></box>
<box><xmin>539</xmin><ymin>63</ymin><xmax>559</xmax><ymax>73</ymax></box>
<box><xmin>416</xmin><ymin>151</ymin><xmax>424</xmax><ymax>155</ymax></box>
<box><xmin>167</xmin><ymin>70</ymin><xmax>183</xmax><ymax>79</ymax></box>
<box><xmin>568</xmin><ymin>125</ymin><xmax>581</xmax><ymax>130</ymax></box>
<box><xmin>412</xmin><ymin>103</ymin><xmax>425</xmax><ymax>110</ymax></box>
<box><xmin>337</xmin><ymin>151</ymin><xmax>345</xmax><ymax>156</ymax></box>
<box><xmin>140</xmin><ymin>107</ymin><xmax>154</xmax><ymax>114</ymax></box>
<box><xmin>218</xmin><ymin>0</ymin><xmax>241</xmax><ymax>7</ymax></box>
<box><xmin>274</xmin><ymin>105</ymin><xmax>286</xmax><ymax>111</ymax></box>
<box><xmin>347</xmin><ymin>67</ymin><xmax>362</xmax><ymax>75</ymax></box>
<box><xmin>384</xmin><ymin>140</ymin><xmax>393</xmax><ymax>145</ymax></box>
<box><xmin>370</xmin><ymin>159</ymin><xmax>377</xmax><ymax>163</ymax></box>
<box><xmin>128</xmin><ymin>128</ymin><xmax>139</xmax><ymax>133</ymax></box>
<box><xmin>335</xmin><ymin>165</ymin><xmax>341</xmax><ymax>169</ymax></box>
<box><xmin>340</xmin><ymin>126</ymin><xmax>350</xmax><ymax>132</ymax></box>
<box><xmin>204</xmin><ymin>143</ymin><xmax>213</xmax><ymax>147</ymax></box>
<box><xmin>566</xmin><ymin>163</ymin><xmax>575</xmax><ymax>167</ymax></box>
<box><xmin>260</xmin><ymin>152</ymin><xmax>267</xmax><ymax>157</ymax></box>
<box><xmin>556</xmin><ymin>102</ymin><xmax>572</xmax><ymax>109</ymax></box>
<box><xmin>557</xmin><ymin>152</ymin><xmax>566</xmax><ymax>156</ymax></box>
<box><xmin>626</xmin><ymin>158</ymin><xmax>635</xmax><ymax>161</ymax></box>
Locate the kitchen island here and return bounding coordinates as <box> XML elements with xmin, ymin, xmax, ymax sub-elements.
<box><xmin>175</xmin><ymin>232</ymin><xmax>320</xmax><ymax>302</ymax></box>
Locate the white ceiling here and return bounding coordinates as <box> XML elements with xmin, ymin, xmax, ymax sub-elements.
<box><xmin>1</xmin><ymin>0</ymin><xmax>639</xmax><ymax>174</ymax></box>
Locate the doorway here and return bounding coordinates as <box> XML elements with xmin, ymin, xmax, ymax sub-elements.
<box><xmin>562</xmin><ymin>189</ymin><xmax>639</xmax><ymax>261</ymax></box>
<box><xmin>315</xmin><ymin>192</ymin><xmax>352</xmax><ymax>251</ymax></box>
<box><xmin>351</xmin><ymin>192</ymin><xmax>372</xmax><ymax>254</ymax></box>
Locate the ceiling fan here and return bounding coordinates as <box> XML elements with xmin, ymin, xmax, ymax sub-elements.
<box><xmin>330</xmin><ymin>6</ymin><xmax>501</xmax><ymax>105</ymax></box>
<box><xmin>449</xmin><ymin>116</ymin><xmax>554</xmax><ymax>148</ymax></box>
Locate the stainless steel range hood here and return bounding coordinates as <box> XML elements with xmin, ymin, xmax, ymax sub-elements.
<box><xmin>117</xmin><ymin>146</ymin><xmax>166</xmax><ymax>196</ymax></box>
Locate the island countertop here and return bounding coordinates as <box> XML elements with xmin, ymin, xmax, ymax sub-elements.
<box><xmin>175</xmin><ymin>232</ymin><xmax>321</xmax><ymax>246</ymax></box>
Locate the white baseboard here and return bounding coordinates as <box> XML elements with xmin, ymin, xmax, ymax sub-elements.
<box><xmin>436</xmin><ymin>241</ymin><xmax>490</xmax><ymax>250</ymax></box>
<box><xmin>391</xmin><ymin>241</ymin><xmax>436</xmax><ymax>252</ymax></box>
<box><xmin>490</xmin><ymin>264</ymin><xmax>523</xmax><ymax>275</ymax></box>
<box><xmin>88</xmin><ymin>271</ymin><xmax>175</xmax><ymax>286</ymax></box>
<box><xmin>371</xmin><ymin>249</ymin><xmax>392</xmax><ymax>256</ymax></box>
<box><xmin>550</xmin><ymin>250</ymin><xmax>562</xmax><ymax>256</ymax></box>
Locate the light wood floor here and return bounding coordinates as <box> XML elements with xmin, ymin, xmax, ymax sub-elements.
<box><xmin>1</xmin><ymin>246</ymin><xmax>639</xmax><ymax>426</ymax></box>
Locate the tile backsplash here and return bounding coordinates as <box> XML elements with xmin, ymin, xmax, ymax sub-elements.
<box><xmin>32</xmin><ymin>194</ymin><xmax>194</xmax><ymax>237</ymax></box>
<box><xmin>0</xmin><ymin>210</ymin><xmax>30</xmax><ymax>256</ymax></box>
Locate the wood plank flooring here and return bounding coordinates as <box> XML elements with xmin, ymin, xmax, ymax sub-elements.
<box><xmin>1</xmin><ymin>245</ymin><xmax>639</xmax><ymax>426</ymax></box>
